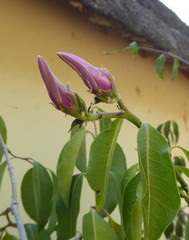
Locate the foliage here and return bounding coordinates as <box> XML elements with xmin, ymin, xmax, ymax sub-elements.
<box><xmin>0</xmin><ymin>47</ymin><xmax>189</xmax><ymax>240</ymax></box>
<box><xmin>104</xmin><ymin>41</ymin><xmax>181</xmax><ymax>81</ymax></box>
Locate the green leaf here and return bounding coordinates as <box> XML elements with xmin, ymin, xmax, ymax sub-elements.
<box><xmin>87</xmin><ymin>119</ymin><xmax>123</xmax><ymax>210</ymax></box>
<box><xmin>172</xmin><ymin>146</ymin><xmax>189</xmax><ymax>162</ymax></box>
<box><xmin>175</xmin><ymin>220</ymin><xmax>183</xmax><ymax>237</ymax></box>
<box><xmin>175</xmin><ymin>166</ymin><xmax>189</xmax><ymax>178</ymax></box>
<box><xmin>137</xmin><ymin>122</ymin><xmax>180</xmax><ymax>240</ymax></box>
<box><xmin>98</xmin><ymin>143</ymin><xmax>127</xmax><ymax>217</ymax></box>
<box><xmin>164</xmin><ymin>120</ymin><xmax>171</xmax><ymax>140</ymax></box>
<box><xmin>70</xmin><ymin>125</ymin><xmax>87</xmax><ymax>172</ymax></box>
<box><xmin>129</xmin><ymin>41</ymin><xmax>139</xmax><ymax>56</ymax></box>
<box><xmin>185</xmin><ymin>221</ymin><xmax>189</xmax><ymax>240</ymax></box>
<box><xmin>173</xmin><ymin>121</ymin><xmax>179</xmax><ymax>144</ymax></box>
<box><xmin>108</xmin><ymin>143</ymin><xmax>127</xmax><ymax>209</ymax></box>
<box><xmin>108</xmin><ymin>216</ymin><xmax>123</xmax><ymax>240</ymax></box>
<box><xmin>21</xmin><ymin>162</ymin><xmax>53</xmax><ymax>231</ymax></box>
<box><xmin>155</xmin><ymin>54</ymin><xmax>166</xmax><ymax>79</ymax></box>
<box><xmin>2</xmin><ymin>233</ymin><xmax>18</xmax><ymax>240</ymax></box>
<box><xmin>24</xmin><ymin>224</ymin><xmax>51</xmax><ymax>240</ymax></box>
<box><xmin>83</xmin><ymin>210</ymin><xmax>118</xmax><ymax>240</ymax></box>
<box><xmin>47</xmin><ymin>171</ymin><xmax>59</xmax><ymax>234</ymax></box>
<box><xmin>97</xmin><ymin>175</ymin><xmax>117</xmax><ymax>218</ymax></box>
<box><xmin>171</xmin><ymin>58</ymin><xmax>179</xmax><ymax>80</ymax></box>
<box><xmin>164</xmin><ymin>222</ymin><xmax>174</xmax><ymax>238</ymax></box>
<box><xmin>121</xmin><ymin>164</ymin><xmax>138</xmax><ymax>195</ymax></box>
<box><xmin>0</xmin><ymin>162</ymin><xmax>7</xmax><ymax>190</ymax></box>
<box><xmin>57</xmin><ymin>129</ymin><xmax>86</xmax><ymax>207</ymax></box>
<box><xmin>156</xmin><ymin>123</ymin><xmax>163</xmax><ymax>133</ymax></box>
<box><xmin>122</xmin><ymin>174</ymin><xmax>141</xmax><ymax>240</ymax></box>
<box><xmin>98</xmin><ymin>144</ymin><xmax>127</xmax><ymax>218</ymax></box>
<box><xmin>56</xmin><ymin>174</ymin><xmax>83</xmax><ymax>240</ymax></box>
<box><xmin>100</xmin><ymin>118</ymin><xmax>112</xmax><ymax>132</ymax></box>
<box><xmin>131</xmin><ymin>200</ymin><xmax>142</xmax><ymax>240</ymax></box>
<box><xmin>174</xmin><ymin>156</ymin><xmax>186</xmax><ymax>167</ymax></box>
<box><xmin>0</xmin><ymin>116</ymin><xmax>7</xmax><ymax>162</ymax></box>
<box><xmin>97</xmin><ymin>107</ymin><xmax>112</xmax><ymax>132</ymax></box>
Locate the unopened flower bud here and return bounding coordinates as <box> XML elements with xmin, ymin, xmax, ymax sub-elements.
<box><xmin>57</xmin><ymin>52</ymin><xmax>120</xmax><ymax>103</ymax></box>
<box><xmin>38</xmin><ymin>56</ymin><xmax>81</xmax><ymax>116</ymax></box>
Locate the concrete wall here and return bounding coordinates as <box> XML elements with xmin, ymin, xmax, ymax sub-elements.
<box><xmin>0</xmin><ymin>0</ymin><xmax>189</xmax><ymax>237</ymax></box>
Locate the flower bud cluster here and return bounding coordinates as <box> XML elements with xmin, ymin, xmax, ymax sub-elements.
<box><xmin>38</xmin><ymin>53</ymin><xmax>120</xmax><ymax>119</ymax></box>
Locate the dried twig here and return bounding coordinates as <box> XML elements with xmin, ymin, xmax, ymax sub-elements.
<box><xmin>8</xmin><ymin>149</ymin><xmax>33</xmax><ymax>164</ymax></box>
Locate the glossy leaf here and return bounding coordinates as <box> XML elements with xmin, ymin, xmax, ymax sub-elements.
<box><xmin>121</xmin><ymin>164</ymin><xmax>138</xmax><ymax>195</ymax></box>
<box><xmin>156</xmin><ymin>123</ymin><xmax>163</xmax><ymax>133</ymax></box>
<box><xmin>172</xmin><ymin>146</ymin><xmax>189</xmax><ymax>162</ymax></box>
<box><xmin>175</xmin><ymin>220</ymin><xmax>183</xmax><ymax>237</ymax></box>
<box><xmin>21</xmin><ymin>162</ymin><xmax>53</xmax><ymax>230</ymax></box>
<box><xmin>164</xmin><ymin>120</ymin><xmax>171</xmax><ymax>140</ymax></box>
<box><xmin>137</xmin><ymin>122</ymin><xmax>180</xmax><ymax>240</ymax></box>
<box><xmin>175</xmin><ymin>166</ymin><xmax>189</xmax><ymax>178</ymax></box>
<box><xmin>129</xmin><ymin>41</ymin><xmax>139</xmax><ymax>56</ymax></box>
<box><xmin>47</xmin><ymin>171</ymin><xmax>59</xmax><ymax>234</ymax></box>
<box><xmin>156</xmin><ymin>54</ymin><xmax>165</xmax><ymax>79</ymax></box>
<box><xmin>24</xmin><ymin>224</ymin><xmax>51</xmax><ymax>240</ymax></box>
<box><xmin>57</xmin><ymin>129</ymin><xmax>86</xmax><ymax>207</ymax></box>
<box><xmin>108</xmin><ymin>216</ymin><xmax>122</xmax><ymax>240</ymax></box>
<box><xmin>70</xmin><ymin>125</ymin><xmax>86</xmax><ymax>172</ymax></box>
<box><xmin>83</xmin><ymin>210</ymin><xmax>118</xmax><ymax>240</ymax></box>
<box><xmin>0</xmin><ymin>116</ymin><xmax>7</xmax><ymax>162</ymax></box>
<box><xmin>87</xmin><ymin>119</ymin><xmax>123</xmax><ymax>210</ymax></box>
<box><xmin>185</xmin><ymin>221</ymin><xmax>189</xmax><ymax>240</ymax></box>
<box><xmin>56</xmin><ymin>174</ymin><xmax>83</xmax><ymax>240</ymax></box>
<box><xmin>108</xmin><ymin>143</ymin><xmax>127</xmax><ymax>208</ymax></box>
<box><xmin>171</xmin><ymin>58</ymin><xmax>179</xmax><ymax>80</ymax></box>
<box><xmin>2</xmin><ymin>233</ymin><xmax>18</xmax><ymax>240</ymax></box>
<box><xmin>97</xmin><ymin>107</ymin><xmax>112</xmax><ymax>132</ymax></box>
<box><xmin>0</xmin><ymin>162</ymin><xmax>7</xmax><ymax>190</ymax></box>
<box><xmin>164</xmin><ymin>222</ymin><xmax>174</xmax><ymax>238</ymax></box>
<box><xmin>98</xmin><ymin>143</ymin><xmax>127</xmax><ymax>217</ymax></box>
<box><xmin>174</xmin><ymin>156</ymin><xmax>186</xmax><ymax>167</ymax></box>
<box><xmin>173</xmin><ymin>121</ymin><xmax>179</xmax><ymax>144</ymax></box>
<box><xmin>98</xmin><ymin>150</ymin><xmax>126</xmax><ymax>218</ymax></box>
<box><xmin>122</xmin><ymin>174</ymin><xmax>141</xmax><ymax>240</ymax></box>
<box><xmin>131</xmin><ymin>200</ymin><xmax>142</xmax><ymax>240</ymax></box>
<box><xmin>100</xmin><ymin>118</ymin><xmax>112</xmax><ymax>132</ymax></box>
<box><xmin>97</xmin><ymin>175</ymin><xmax>117</xmax><ymax>218</ymax></box>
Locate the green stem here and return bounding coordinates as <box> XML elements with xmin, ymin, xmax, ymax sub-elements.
<box><xmin>176</xmin><ymin>169</ymin><xmax>189</xmax><ymax>205</ymax></box>
<box><xmin>104</xmin><ymin>45</ymin><xmax>189</xmax><ymax>66</ymax></box>
<box><xmin>180</xmin><ymin>191</ymin><xmax>189</xmax><ymax>205</ymax></box>
<box><xmin>73</xmin><ymin>98</ymin><xmax>142</xmax><ymax>128</ymax></box>
<box><xmin>117</xmin><ymin>98</ymin><xmax>142</xmax><ymax>128</ymax></box>
<box><xmin>74</xmin><ymin>107</ymin><xmax>142</xmax><ymax>128</ymax></box>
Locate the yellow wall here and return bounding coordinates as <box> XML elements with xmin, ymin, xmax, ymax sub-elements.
<box><xmin>0</xmin><ymin>0</ymin><xmax>189</xmax><ymax>238</ymax></box>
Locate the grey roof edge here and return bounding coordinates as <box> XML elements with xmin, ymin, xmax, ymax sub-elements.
<box><xmin>65</xmin><ymin>0</ymin><xmax>189</xmax><ymax>74</ymax></box>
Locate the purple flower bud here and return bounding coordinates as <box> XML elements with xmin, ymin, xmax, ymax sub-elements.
<box><xmin>38</xmin><ymin>56</ymin><xmax>79</xmax><ymax>114</ymax></box>
<box><xmin>57</xmin><ymin>52</ymin><xmax>119</xmax><ymax>103</ymax></box>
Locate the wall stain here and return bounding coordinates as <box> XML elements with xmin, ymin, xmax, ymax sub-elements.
<box><xmin>135</xmin><ymin>87</ymin><xmax>141</xmax><ymax>96</ymax></box>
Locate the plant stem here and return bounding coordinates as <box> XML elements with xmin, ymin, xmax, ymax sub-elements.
<box><xmin>74</xmin><ymin>99</ymin><xmax>142</xmax><ymax>128</ymax></box>
<box><xmin>176</xmin><ymin>169</ymin><xmax>189</xmax><ymax>205</ymax></box>
<box><xmin>117</xmin><ymin>98</ymin><xmax>142</xmax><ymax>128</ymax></box>
<box><xmin>180</xmin><ymin>191</ymin><xmax>189</xmax><ymax>205</ymax></box>
<box><xmin>0</xmin><ymin>134</ymin><xmax>28</xmax><ymax>240</ymax></box>
<box><xmin>104</xmin><ymin>45</ymin><xmax>189</xmax><ymax>66</ymax></box>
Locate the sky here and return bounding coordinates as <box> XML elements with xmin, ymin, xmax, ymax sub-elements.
<box><xmin>159</xmin><ymin>0</ymin><xmax>189</xmax><ymax>25</ymax></box>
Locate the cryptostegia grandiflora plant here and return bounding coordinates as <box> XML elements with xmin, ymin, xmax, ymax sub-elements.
<box><xmin>0</xmin><ymin>52</ymin><xmax>189</xmax><ymax>240</ymax></box>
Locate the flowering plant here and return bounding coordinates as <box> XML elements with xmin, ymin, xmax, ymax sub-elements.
<box><xmin>0</xmin><ymin>49</ymin><xmax>189</xmax><ymax>240</ymax></box>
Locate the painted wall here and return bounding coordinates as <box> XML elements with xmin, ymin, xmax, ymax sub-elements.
<box><xmin>0</xmin><ymin>0</ymin><xmax>189</xmax><ymax>237</ymax></box>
